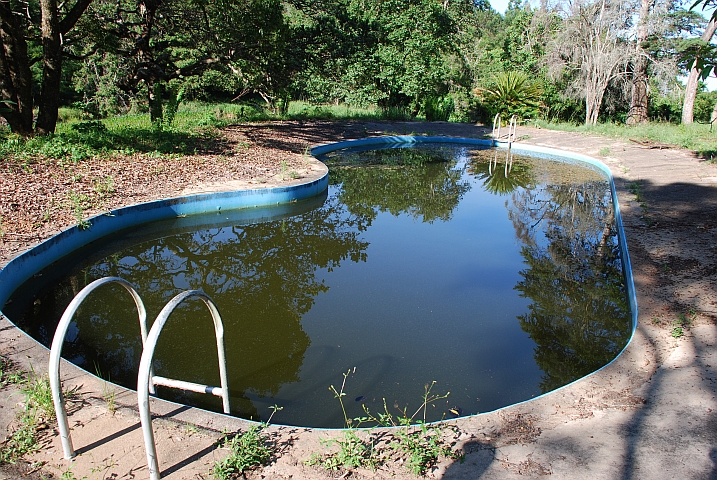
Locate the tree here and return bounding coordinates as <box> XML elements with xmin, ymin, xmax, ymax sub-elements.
<box><xmin>0</xmin><ymin>0</ymin><xmax>94</xmax><ymax>136</ymax></box>
<box><xmin>627</xmin><ymin>0</ymin><xmax>654</xmax><ymax>124</ymax></box>
<box><xmin>547</xmin><ymin>0</ymin><xmax>633</xmax><ymax>124</ymax></box>
<box><xmin>474</xmin><ymin>70</ymin><xmax>543</xmax><ymax>119</ymax></box>
<box><xmin>682</xmin><ymin>16</ymin><xmax>717</xmax><ymax>124</ymax></box>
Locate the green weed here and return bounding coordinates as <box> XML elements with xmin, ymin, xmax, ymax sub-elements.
<box><xmin>309</xmin><ymin>372</ymin><xmax>464</xmax><ymax>475</ymax></box>
<box><xmin>210</xmin><ymin>406</ymin><xmax>281</xmax><ymax>479</ymax></box>
<box><xmin>0</xmin><ymin>356</ymin><xmax>24</xmax><ymax>386</ymax></box>
<box><xmin>598</xmin><ymin>147</ymin><xmax>610</xmax><ymax>156</ymax></box>
<box><xmin>211</xmin><ymin>425</ymin><xmax>273</xmax><ymax>479</ymax></box>
<box><xmin>60</xmin><ymin>465</ymin><xmax>87</xmax><ymax>480</ymax></box>
<box><xmin>93</xmin><ymin>176</ymin><xmax>114</xmax><ymax>199</ymax></box>
<box><xmin>94</xmin><ymin>364</ymin><xmax>116</xmax><ymax>414</ymax></box>
<box><xmin>305</xmin><ymin>430</ymin><xmax>381</xmax><ymax>471</ymax></box>
<box><xmin>0</xmin><ymin>367</ymin><xmax>58</xmax><ymax>464</ymax></box>
<box><xmin>67</xmin><ymin>190</ymin><xmax>92</xmax><ymax>230</ymax></box>
<box><xmin>671</xmin><ymin>309</ymin><xmax>697</xmax><ymax>338</ymax></box>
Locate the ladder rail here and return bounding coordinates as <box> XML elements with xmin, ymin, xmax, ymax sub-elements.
<box><xmin>508</xmin><ymin>115</ymin><xmax>518</xmax><ymax>143</ymax></box>
<box><xmin>49</xmin><ymin>277</ymin><xmax>149</xmax><ymax>460</ymax></box>
<box><xmin>492</xmin><ymin>113</ymin><xmax>501</xmax><ymax>141</ymax></box>
<box><xmin>137</xmin><ymin>290</ymin><xmax>230</xmax><ymax>480</ymax></box>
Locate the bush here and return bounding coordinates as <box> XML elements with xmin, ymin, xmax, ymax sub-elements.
<box><xmin>424</xmin><ymin>95</ymin><xmax>454</xmax><ymax>121</ymax></box>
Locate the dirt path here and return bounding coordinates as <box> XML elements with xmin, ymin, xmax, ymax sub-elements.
<box><xmin>1</xmin><ymin>121</ymin><xmax>716</xmax><ymax>479</ymax></box>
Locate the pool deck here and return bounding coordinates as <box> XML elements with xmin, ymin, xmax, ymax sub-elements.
<box><xmin>1</xmin><ymin>122</ymin><xmax>716</xmax><ymax>479</ymax></box>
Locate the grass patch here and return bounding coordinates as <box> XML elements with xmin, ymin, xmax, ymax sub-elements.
<box><xmin>671</xmin><ymin>308</ymin><xmax>697</xmax><ymax>338</ymax></box>
<box><xmin>211</xmin><ymin>425</ymin><xmax>274</xmax><ymax>479</ymax></box>
<box><xmin>0</xmin><ymin>366</ymin><xmax>57</xmax><ymax>464</ymax></box>
<box><xmin>210</xmin><ymin>405</ymin><xmax>282</xmax><ymax>479</ymax></box>
<box><xmin>0</xmin><ymin>101</ymin><xmax>389</xmax><ymax>164</ymax></box>
<box><xmin>532</xmin><ymin>120</ymin><xmax>717</xmax><ymax>159</ymax></box>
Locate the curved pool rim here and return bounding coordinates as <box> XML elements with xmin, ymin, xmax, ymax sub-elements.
<box><xmin>0</xmin><ymin>135</ymin><xmax>637</xmax><ymax>430</ymax></box>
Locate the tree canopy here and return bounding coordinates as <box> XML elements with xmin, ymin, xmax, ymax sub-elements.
<box><xmin>2</xmin><ymin>0</ymin><xmax>715</xmax><ymax>135</ymax></box>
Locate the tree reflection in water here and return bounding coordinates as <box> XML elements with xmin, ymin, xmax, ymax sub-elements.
<box><xmin>507</xmin><ymin>173</ymin><xmax>631</xmax><ymax>393</ymax></box>
<box><xmin>11</xmin><ymin>194</ymin><xmax>369</xmax><ymax>422</ymax></box>
<box><xmin>324</xmin><ymin>145</ymin><xmax>472</xmax><ymax>224</ymax></box>
<box><xmin>467</xmin><ymin>148</ymin><xmax>535</xmax><ymax>195</ymax></box>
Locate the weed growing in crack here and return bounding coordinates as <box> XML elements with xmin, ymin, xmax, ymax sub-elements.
<box><xmin>210</xmin><ymin>405</ymin><xmax>282</xmax><ymax>479</ymax></box>
<box><xmin>280</xmin><ymin>160</ymin><xmax>299</xmax><ymax>180</ymax></box>
<box><xmin>671</xmin><ymin>308</ymin><xmax>697</xmax><ymax>338</ymax></box>
<box><xmin>306</xmin><ymin>430</ymin><xmax>382</xmax><ymax>471</ymax></box>
<box><xmin>307</xmin><ymin>371</ymin><xmax>464</xmax><ymax>476</ymax></box>
<box><xmin>94</xmin><ymin>363</ymin><xmax>117</xmax><ymax>414</ymax></box>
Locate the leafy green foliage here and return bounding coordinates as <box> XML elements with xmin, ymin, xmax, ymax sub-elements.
<box><xmin>392</xmin><ymin>422</ymin><xmax>461</xmax><ymax>476</ymax></box>
<box><xmin>308</xmin><ymin>373</ymin><xmax>463</xmax><ymax>475</ymax></box>
<box><xmin>306</xmin><ymin>430</ymin><xmax>381</xmax><ymax>471</ymax></box>
<box><xmin>211</xmin><ymin>426</ymin><xmax>274</xmax><ymax>478</ymax></box>
<box><xmin>475</xmin><ymin>71</ymin><xmax>543</xmax><ymax>120</ymax></box>
<box><xmin>0</xmin><ymin>366</ymin><xmax>60</xmax><ymax>464</ymax></box>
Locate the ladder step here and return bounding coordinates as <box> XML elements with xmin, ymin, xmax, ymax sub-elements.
<box><xmin>152</xmin><ymin>376</ymin><xmax>224</xmax><ymax>397</ymax></box>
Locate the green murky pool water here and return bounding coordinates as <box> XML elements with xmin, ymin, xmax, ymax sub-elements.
<box><xmin>4</xmin><ymin>144</ymin><xmax>632</xmax><ymax>427</ymax></box>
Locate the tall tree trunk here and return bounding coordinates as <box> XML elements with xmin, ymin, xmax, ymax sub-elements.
<box><xmin>627</xmin><ymin>0</ymin><xmax>652</xmax><ymax>125</ymax></box>
<box><xmin>36</xmin><ymin>0</ymin><xmax>62</xmax><ymax>135</ymax></box>
<box><xmin>149</xmin><ymin>81</ymin><xmax>163</xmax><ymax>124</ymax></box>
<box><xmin>0</xmin><ymin>0</ymin><xmax>93</xmax><ymax>136</ymax></box>
<box><xmin>0</xmin><ymin>6</ymin><xmax>35</xmax><ymax>135</ymax></box>
<box><xmin>683</xmin><ymin>17</ymin><xmax>717</xmax><ymax>125</ymax></box>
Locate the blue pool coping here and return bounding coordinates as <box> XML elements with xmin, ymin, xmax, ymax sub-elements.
<box><xmin>0</xmin><ymin>135</ymin><xmax>638</xmax><ymax>429</ymax></box>
<box><xmin>0</xmin><ymin>175</ymin><xmax>329</xmax><ymax>308</ymax></box>
<box><xmin>310</xmin><ymin>135</ymin><xmax>639</xmax><ymax>426</ymax></box>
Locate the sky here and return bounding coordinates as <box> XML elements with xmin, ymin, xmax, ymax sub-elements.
<box><xmin>491</xmin><ymin>0</ymin><xmax>511</xmax><ymax>14</ymax></box>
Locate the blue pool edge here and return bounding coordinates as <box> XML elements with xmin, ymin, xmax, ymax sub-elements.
<box><xmin>310</xmin><ymin>135</ymin><xmax>639</xmax><ymax>426</ymax></box>
<box><xmin>0</xmin><ymin>174</ymin><xmax>329</xmax><ymax>309</ymax></box>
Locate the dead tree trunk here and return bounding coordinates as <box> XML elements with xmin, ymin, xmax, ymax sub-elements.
<box><xmin>683</xmin><ymin>17</ymin><xmax>717</xmax><ymax>125</ymax></box>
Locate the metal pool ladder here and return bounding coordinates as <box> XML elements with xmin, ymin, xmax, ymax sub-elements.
<box><xmin>492</xmin><ymin>113</ymin><xmax>518</xmax><ymax>144</ymax></box>
<box><xmin>50</xmin><ymin>277</ymin><xmax>150</xmax><ymax>460</ymax></box>
<box><xmin>138</xmin><ymin>289</ymin><xmax>230</xmax><ymax>480</ymax></box>
<box><xmin>49</xmin><ymin>278</ymin><xmax>230</xmax><ymax>480</ymax></box>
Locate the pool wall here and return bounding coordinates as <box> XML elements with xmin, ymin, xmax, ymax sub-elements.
<box><xmin>0</xmin><ymin>135</ymin><xmax>637</xmax><ymax>425</ymax></box>
<box><xmin>0</xmin><ymin>175</ymin><xmax>328</xmax><ymax>309</ymax></box>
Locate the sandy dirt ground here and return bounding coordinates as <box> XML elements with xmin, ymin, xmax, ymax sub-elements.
<box><xmin>1</xmin><ymin>121</ymin><xmax>716</xmax><ymax>479</ymax></box>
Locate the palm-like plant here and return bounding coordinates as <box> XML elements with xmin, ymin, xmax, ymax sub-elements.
<box><xmin>474</xmin><ymin>71</ymin><xmax>543</xmax><ymax>120</ymax></box>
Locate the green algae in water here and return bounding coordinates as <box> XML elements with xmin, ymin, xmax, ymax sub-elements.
<box><xmin>4</xmin><ymin>144</ymin><xmax>632</xmax><ymax>428</ymax></box>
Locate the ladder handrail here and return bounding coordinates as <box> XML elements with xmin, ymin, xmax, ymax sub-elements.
<box><xmin>137</xmin><ymin>290</ymin><xmax>230</xmax><ymax>480</ymax></box>
<box><xmin>49</xmin><ymin>277</ymin><xmax>149</xmax><ymax>460</ymax></box>
<box><xmin>492</xmin><ymin>113</ymin><xmax>501</xmax><ymax>141</ymax></box>
<box><xmin>508</xmin><ymin>115</ymin><xmax>518</xmax><ymax>143</ymax></box>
